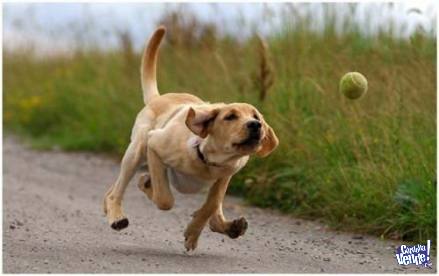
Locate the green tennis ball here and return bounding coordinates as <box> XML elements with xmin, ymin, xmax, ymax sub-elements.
<box><xmin>339</xmin><ymin>72</ymin><xmax>368</xmax><ymax>100</ymax></box>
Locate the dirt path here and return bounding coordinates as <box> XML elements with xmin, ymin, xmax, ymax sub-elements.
<box><xmin>3</xmin><ymin>137</ymin><xmax>433</xmax><ymax>273</ymax></box>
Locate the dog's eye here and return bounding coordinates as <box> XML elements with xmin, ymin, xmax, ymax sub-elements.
<box><xmin>253</xmin><ymin>114</ymin><xmax>260</xmax><ymax>121</ymax></box>
<box><xmin>224</xmin><ymin>113</ymin><xmax>238</xmax><ymax>121</ymax></box>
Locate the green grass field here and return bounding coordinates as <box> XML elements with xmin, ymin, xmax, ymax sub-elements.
<box><xmin>4</xmin><ymin>5</ymin><xmax>436</xmax><ymax>243</ymax></box>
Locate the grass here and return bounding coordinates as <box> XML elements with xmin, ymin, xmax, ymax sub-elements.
<box><xmin>4</xmin><ymin>4</ymin><xmax>436</xmax><ymax>243</ymax></box>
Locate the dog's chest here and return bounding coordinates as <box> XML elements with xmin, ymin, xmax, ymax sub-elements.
<box><xmin>166</xmin><ymin>168</ymin><xmax>214</xmax><ymax>194</ymax></box>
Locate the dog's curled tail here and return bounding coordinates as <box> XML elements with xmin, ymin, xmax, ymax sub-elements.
<box><xmin>141</xmin><ymin>26</ymin><xmax>166</xmax><ymax>104</ymax></box>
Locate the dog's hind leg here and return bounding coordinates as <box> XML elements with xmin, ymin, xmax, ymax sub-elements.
<box><xmin>208</xmin><ymin>203</ymin><xmax>248</xmax><ymax>239</ymax></box>
<box><xmin>104</xmin><ymin>140</ymin><xmax>143</xmax><ymax>231</ymax></box>
<box><xmin>137</xmin><ymin>166</ymin><xmax>153</xmax><ymax>200</ymax></box>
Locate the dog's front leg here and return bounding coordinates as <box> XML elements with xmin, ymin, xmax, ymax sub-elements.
<box><xmin>208</xmin><ymin>202</ymin><xmax>248</xmax><ymax>239</ymax></box>
<box><xmin>146</xmin><ymin>146</ymin><xmax>174</xmax><ymax>210</ymax></box>
<box><xmin>184</xmin><ymin>177</ymin><xmax>230</xmax><ymax>251</ymax></box>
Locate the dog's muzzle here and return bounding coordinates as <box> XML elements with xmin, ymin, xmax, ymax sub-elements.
<box><xmin>235</xmin><ymin>120</ymin><xmax>262</xmax><ymax>147</ymax></box>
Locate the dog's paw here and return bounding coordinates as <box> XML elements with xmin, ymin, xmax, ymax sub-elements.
<box><xmin>184</xmin><ymin>234</ymin><xmax>199</xmax><ymax>251</ymax></box>
<box><xmin>226</xmin><ymin>217</ymin><xmax>248</xmax><ymax>239</ymax></box>
<box><xmin>184</xmin><ymin>228</ymin><xmax>201</xmax><ymax>251</ymax></box>
<box><xmin>110</xmin><ymin>217</ymin><xmax>129</xmax><ymax>231</ymax></box>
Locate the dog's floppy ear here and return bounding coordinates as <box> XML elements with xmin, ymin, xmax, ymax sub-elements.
<box><xmin>257</xmin><ymin>123</ymin><xmax>279</xmax><ymax>158</ymax></box>
<box><xmin>185</xmin><ymin>107</ymin><xmax>219</xmax><ymax>138</ymax></box>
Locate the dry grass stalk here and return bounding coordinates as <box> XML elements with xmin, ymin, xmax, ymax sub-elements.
<box><xmin>254</xmin><ymin>35</ymin><xmax>274</xmax><ymax>101</ymax></box>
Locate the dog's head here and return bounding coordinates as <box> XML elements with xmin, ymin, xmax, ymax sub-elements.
<box><xmin>185</xmin><ymin>103</ymin><xmax>278</xmax><ymax>162</ymax></box>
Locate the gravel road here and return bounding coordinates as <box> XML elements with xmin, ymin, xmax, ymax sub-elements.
<box><xmin>3</xmin><ymin>137</ymin><xmax>434</xmax><ymax>273</ymax></box>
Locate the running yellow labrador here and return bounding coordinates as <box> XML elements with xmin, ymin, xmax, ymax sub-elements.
<box><xmin>103</xmin><ymin>26</ymin><xmax>278</xmax><ymax>251</ymax></box>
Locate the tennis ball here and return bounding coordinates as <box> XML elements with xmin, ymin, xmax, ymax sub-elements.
<box><xmin>339</xmin><ymin>72</ymin><xmax>368</xmax><ymax>100</ymax></box>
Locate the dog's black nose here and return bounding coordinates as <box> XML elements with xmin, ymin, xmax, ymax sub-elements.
<box><xmin>247</xmin><ymin>120</ymin><xmax>261</xmax><ymax>131</ymax></box>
